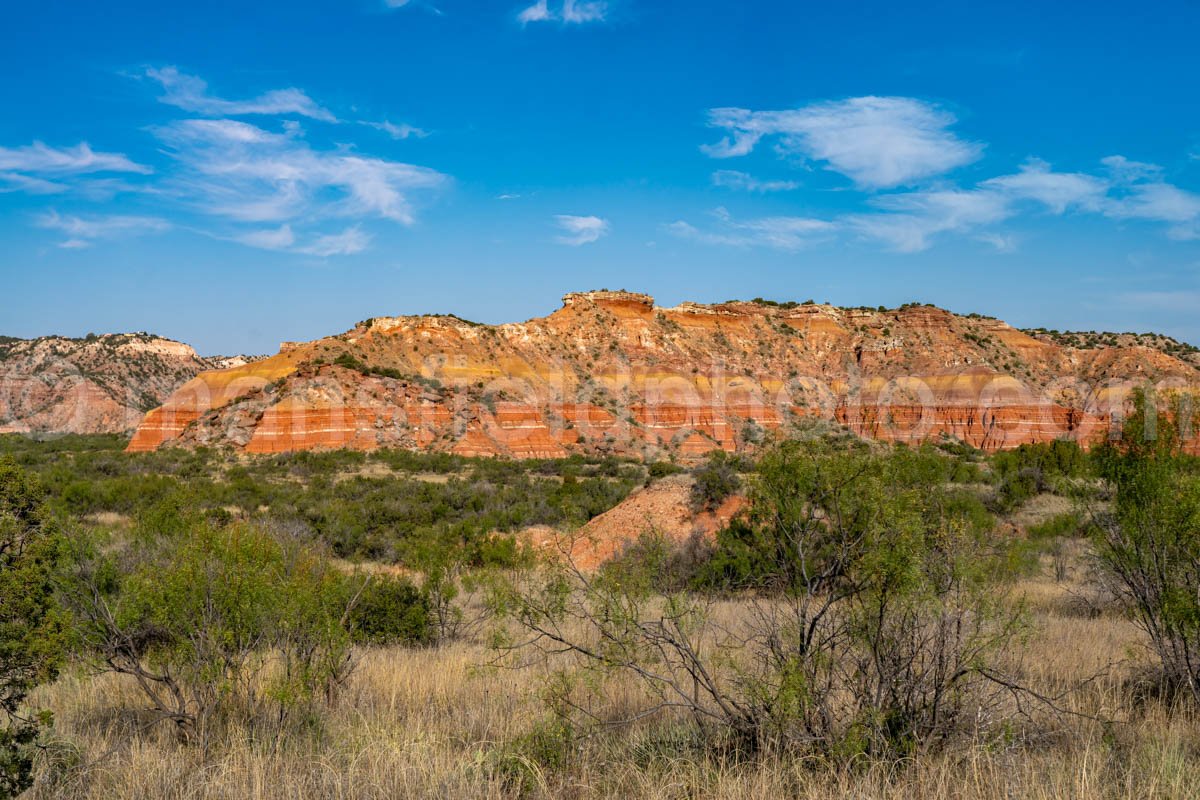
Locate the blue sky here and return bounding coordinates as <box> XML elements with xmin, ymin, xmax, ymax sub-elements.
<box><xmin>2</xmin><ymin>0</ymin><xmax>1199</xmax><ymax>355</ymax></box>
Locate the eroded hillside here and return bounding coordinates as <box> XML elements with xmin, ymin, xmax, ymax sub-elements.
<box><xmin>127</xmin><ymin>291</ymin><xmax>1200</xmax><ymax>457</ymax></box>
<box><xmin>0</xmin><ymin>333</ymin><xmax>260</xmax><ymax>435</ymax></box>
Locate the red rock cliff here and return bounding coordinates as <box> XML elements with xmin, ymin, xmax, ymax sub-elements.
<box><xmin>126</xmin><ymin>292</ymin><xmax>1200</xmax><ymax>457</ymax></box>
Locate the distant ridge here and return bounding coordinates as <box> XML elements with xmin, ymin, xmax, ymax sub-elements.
<box><xmin>0</xmin><ymin>332</ymin><xmax>264</xmax><ymax>435</ymax></box>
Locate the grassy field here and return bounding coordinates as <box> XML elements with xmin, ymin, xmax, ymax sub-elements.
<box><xmin>8</xmin><ymin>428</ymin><xmax>1200</xmax><ymax>799</ymax></box>
<box><xmin>25</xmin><ymin>544</ymin><xmax>1200</xmax><ymax>800</ymax></box>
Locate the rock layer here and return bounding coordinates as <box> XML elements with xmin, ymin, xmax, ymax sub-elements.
<box><xmin>127</xmin><ymin>292</ymin><xmax>1200</xmax><ymax>457</ymax></box>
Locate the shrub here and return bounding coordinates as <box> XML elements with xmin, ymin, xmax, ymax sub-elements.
<box><xmin>0</xmin><ymin>460</ymin><xmax>65</xmax><ymax>798</ymax></box>
<box><xmin>347</xmin><ymin>575</ymin><xmax>432</xmax><ymax>646</ymax></box>
<box><xmin>1092</xmin><ymin>390</ymin><xmax>1200</xmax><ymax>700</ymax></box>
<box><xmin>646</xmin><ymin>460</ymin><xmax>684</xmax><ymax>481</ymax></box>
<box><xmin>689</xmin><ymin>452</ymin><xmax>742</xmax><ymax>512</ymax></box>
<box><xmin>60</xmin><ymin>522</ymin><xmax>357</xmax><ymax>745</ymax></box>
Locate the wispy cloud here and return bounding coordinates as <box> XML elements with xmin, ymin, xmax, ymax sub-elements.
<box><xmin>977</xmin><ymin>232</ymin><xmax>1018</xmax><ymax>252</ymax></box>
<box><xmin>668</xmin><ymin>207</ymin><xmax>835</xmax><ymax>250</ymax></box>
<box><xmin>1100</xmin><ymin>155</ymin><xmax>1200</xmax><ymax>240</ymax></box>
<box><xmin>0</xmin><ymin>141</ymin><xmax>149</xmax><ymax>175</ymax></box>
<box><xmin>235</xmin><ymin>224</ymin><xmax>297</xmax><ymax>250</ymax></box>
<box><xmin>144</xmin><ymin>66</ymin><xmax>337</xmax><ymax>122</ymax></box>
<box><xmin>981</xmin><ymin>158</ymin><xmax>1108</xmax><ymax>213</ymax></box>
<box><xmin>711</xmin><ymin>169</ymin><xmax>799</xmax><ymax>193</ymax></box>
<box><xmin>0</xmin><ymin>141</ymin><xmax>149</xmax><ymax>195</ymax></box>
<box><xmin>518</xmin><ymin>0</ymin><xmax>606</xmax><ymax>25</ymax></box>
<box><xmin>847</xmin><ymin>188</ymin><xmax>1012</xmax><ymax>252</ymax></box>
<box><xmin>1101</xmin><ymin>155</ymin><xmax>1161</xmax><ymax>182</ymax></box>
<box><xmin>554</xmin><ymin>214</ymin><xmax>609</xmax><ymax>245</ymax></box>
<box><xmin>703</xmin><ymin>96</ymin><xmax>982</xmax><ymax>189</ymax></box>
<box><xmin>152</xmin><ymin>118</ymin><xmax>448</xmax><ymax>226</ymax></box>
<box><xmin>359</xmin><ymin>120</ymin><xmax>429</xmax><ymax>140</ymax></box>
<box><xmin>1109</xmin><ymin>182</ymin><xmax>1200</xmax><ymax>240</ymax></box>
<box><xmin>235</xmin><ymin>223</ymin><xmax>370</xmax><ymax>256</ymax></box>
<box><xmin>36</xmin><ymin>210</ymin><xmax>170</xmax><ymax>248</ymax></box>
<box><xmin>297</xmin><ymin>226</ymin><xmax>371</xmax><ymax>256</ymax></box>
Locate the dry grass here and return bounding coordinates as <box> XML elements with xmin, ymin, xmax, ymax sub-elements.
<box><xmin>26</xmin><ymin>542</ymin><xmax>1200</xmax><ymax>799</ymax></box>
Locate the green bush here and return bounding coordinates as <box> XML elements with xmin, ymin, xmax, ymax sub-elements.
<box><xmin>1092</xmin><ymin>390</ymin><xmax>1200</xmax><ymax>700</ymax></box>
<box><xmin>347</xmin><ymin>575</ymin><xmax>432</xmax><ymax>646</ymax></box>
<box><xmin>646</xmin><ymin>460</ymin><xmax>684</xmax><ymax>481</ymax></box>
<box><xmin>0</xmin><ymin>460</ymin><xmax>65</xmax><ymax>798</ymax></box>
<box><xmin>61</xmin><ymin>521</ymin><xmax>357</xmax><ymax>744</ymax></box>
<box><xmin>689</xmin><ymin>451</ymin><xmax>742</xmax><ymax>512</ymax></box>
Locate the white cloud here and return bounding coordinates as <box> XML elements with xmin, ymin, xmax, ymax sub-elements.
<box><xmin>847</xmin><ymin>188</ymin><xmax>1012</xmax><ymax>252</ymax></box>
<box><xmin>667</xmin><ymin>207</ymin><xmax>836</xmax><ymax>251</ymax></box>
<box><xmin>978</xmin><ymin>232</ymin><xmax>1018</xmax><ymax>253</ymax></box>
<box><xmin>144</xmin><ymin>66</ymin><xmax>337</xmax><ymax>122</ymax></box>
<box><xmin>518</xmin><ymin>0</ymin><xmax>553</xmax><ymax>22</ymax></box>
<box><xmin>36</xmin><ymin>210</ymin><xmax>170</xmax><ymax>248</ymax></box>
<box><xmin>982</xmin><ymin>159</ymin><xmax>1108</xmax><ymax>213</ymax></box>
<box><xmin>236</xmin><ymin>224</ymin><xmax>296</xmax><ymax>250</ymax></box>
<box><xmin>711</xmin><ymin>169</ymin><xmax>799</xmax><ymax>193</ymax></box>
<box><xmin>0</xmin><ymin>141</ymin><xmax>149</xmax><ymax>195</ymax></box>
<box><xmin>152</xmin><ymin>118</ymin><xmax>448</xmax><ymax>225</ymax></box>
<box><xmin>1098</xmin><ymin>155</ymin><xmax>1200</xmax><ymax>240</ymax></box>
<box><xmin>296</xmin><ymin>226</ymin><xmax>371</xmax><ymax>256</ymax></box>
<box><xmin>1109</xmin><ymin>182</ymin><xmax>1200</xmax><ymax>224</ymax></box>
<box><xmin>360</xmin><ymin>120</ymin><xmax>429</xmax><ymax>140</ymax></box>
<box><xmin>554</xmin><ymin>214</ymin><xmax>610</xmax><ymax>245</ymax></box>
<box><xmin>702</xmin><ymin>96</ymin><xmax>982</xmax><ymax>189</ymax></box>
<box><xmin>562</xmin><ymin>0</ymin><xmax>606</xmax><ymax>22</ymax></box>
<box><xmin>0</xmin><ymin>172</ymin><xmax>67</xmax><ymax>194</ymax></box>
<box><xmin>1101</xmin><ymin>155</ymin><xmax>1161</xmax><ymax>182</ymax></box>
<box><xmin>383</xmin><ymin>0</ymin><xmax>410</xmax><ymax>6</ymax></box>
<box><xmin>518</xmin><ymin>0</ymin><xmax>606</xmax><ymax>25</ymax></box>
<box><xmin>234</xmin><ymin>224</ymin><xmax>370</xmax><ymax>256</ymax></box>
<box><xmin>0</xmin><ymin>141</ymin><xmax>149</xmax><ymax>175</ymax></box>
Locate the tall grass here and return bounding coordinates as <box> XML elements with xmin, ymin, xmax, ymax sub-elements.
<box><xmin>26</xmin><ymin>544</ymin><xmax>1200</xmax><ymax>799</ymax></box>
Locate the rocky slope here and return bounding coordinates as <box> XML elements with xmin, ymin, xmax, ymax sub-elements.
<box><xmin>127</xmin><ymin>291</ymin><xmax>1200</xmax><ymax>457</ymax></box>
<box><xmin>523</xmin><ymin>474</ymin><xmax>746</xmax><ymax>570</ymax></box>
<box><xmin>0</xmin><ymin>333</ymin><xmax>260</xmax><ymax>435</ymax></box>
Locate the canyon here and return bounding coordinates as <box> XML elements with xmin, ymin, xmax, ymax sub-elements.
<box><xmin>122</xmin><ymin>291</ymin><xmax>1200</xmax><ymax>458</ymax></box>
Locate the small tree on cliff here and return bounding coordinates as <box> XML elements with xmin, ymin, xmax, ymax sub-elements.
<box><xmin>0</xmin><ymin>459</ymin><xmax>65</xmax><ymax>798</ymax></box>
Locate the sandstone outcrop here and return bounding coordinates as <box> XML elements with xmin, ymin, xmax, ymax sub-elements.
<box><xmin>127</xmin><ymin>292</ymin><xmax>1200</xmax><ymax>457</ymax></box>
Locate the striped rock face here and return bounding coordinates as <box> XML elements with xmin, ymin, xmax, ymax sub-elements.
<box><xmin>127</xmin><ymin>291</ymin><xmax>1200</xmax><ymax>458</ymax></box>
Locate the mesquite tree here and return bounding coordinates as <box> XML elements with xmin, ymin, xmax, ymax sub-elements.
<box><xmin>0</xmin><ymin>460</ymin><xmax>64</xmax><ymax>798</ymax></box>
<box><xmin>1093</xmin><ymin>389</ymin><xmax>1200</xmax><ymax>700</ymax></box>
<box><xmin>497</xmin><ymin>441</ymin><xmax>1031</xmax><ymax>759</ymax></box>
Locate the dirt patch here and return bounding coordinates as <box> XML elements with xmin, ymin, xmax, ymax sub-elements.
<box><xmin>524</xmin><ymin>475</ymin><xmax>745</xmax><ymax>570</ymax></box>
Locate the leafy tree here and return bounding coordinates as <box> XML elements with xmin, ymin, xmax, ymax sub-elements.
<box><xmin>1092</xmin><ymin>389</ymin><xmax>1200</xmax><ymax>699</ymax></box>
<box><xmin>0</xmin><ymin>459</ymin><xmax>65</xmax><ymax>798</ymax></box>
<box><xmin>61</xmin><ymin>521</ymin><xmax>359</xmax><ymax>745</ymax></box>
